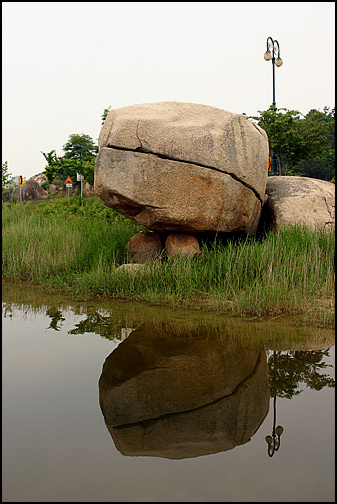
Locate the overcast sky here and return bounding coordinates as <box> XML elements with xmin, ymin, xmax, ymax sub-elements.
<box><xmin>2</xmin><ymin>1</ymin><xmax>335</xmax><ymax>180</ymax></box>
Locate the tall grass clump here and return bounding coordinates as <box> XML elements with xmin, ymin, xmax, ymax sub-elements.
<box><xmin>2</xmin><ymin>196</ymin><xmax>334</xmax><ymax>326</ymax></box>
<box><xmin>131</xmin><ymin>225</ymin><xmax>334</xmax><ymax>325</ymax></box>
<box><xmin>2</xmin><ymin>195</ymin><xmax>145</xmax><ymax>286</ymax></box>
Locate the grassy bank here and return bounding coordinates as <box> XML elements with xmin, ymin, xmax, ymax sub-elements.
<box><xmin>2</xmin><ymin>195</ymin><xmax>335</xmax><ymax>327</ymax></box>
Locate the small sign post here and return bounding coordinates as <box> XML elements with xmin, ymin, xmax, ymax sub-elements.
<box><xmin>77</xmin><ymin>173</ymin><xmax>84</xmax><ymax>198</ymax></box>
<box><xmin>65</xmin><ymin>175</ymin><xmax>73</xmax><ymax>197</ymax></box>
<box><xmin>19</xmin><ymin>175</ymin><xmax>23</xmax><ymax>203</ymax></box>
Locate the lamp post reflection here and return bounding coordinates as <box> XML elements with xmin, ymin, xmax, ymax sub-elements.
<box><xmin>265</xmin><ymin>395</ymin><xmax>284</xmax><ymax>457</ymax></box>
<box><xmin>265</xmin><ymin>349</ymin><xmax>284</xmax><ymax>457</ymax></box>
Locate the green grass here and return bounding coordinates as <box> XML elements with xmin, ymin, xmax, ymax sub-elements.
<box><xmin>2</xmin><ymin>195</ymin><xmax>335</xmax><ymax>327</ymax></box>
<box><xmin>2</xmin><ymin>195</ymin><xmax>143</xmax><ymax>282</ymax></box>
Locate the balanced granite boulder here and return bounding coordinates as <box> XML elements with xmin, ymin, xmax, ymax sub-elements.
<box><xmin>94</xmin><ymin>101</ymin><xmax>269</xmax><ymax>235</ymax></box>
<box><xmin>262</xmin><ymin>176</ymin><xmax>335</xmax><ymax>231</ymax></box>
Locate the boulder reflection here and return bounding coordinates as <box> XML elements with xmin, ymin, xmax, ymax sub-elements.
<box><xmin>99</xmin><ymin>322</ymin><xmax>270</xmax><ymax>459</ymax></box>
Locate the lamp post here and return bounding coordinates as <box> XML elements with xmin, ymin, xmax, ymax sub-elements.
<box><xmin>264</xmin><ymin>37</ymin><xmax>283</xmax><ymax>176</ymax></box>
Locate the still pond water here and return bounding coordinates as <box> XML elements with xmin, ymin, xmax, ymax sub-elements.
<box><xmin>2</xmin><ymin>282</ymin><xmax>335</xmax><ymax>502</ymax></box>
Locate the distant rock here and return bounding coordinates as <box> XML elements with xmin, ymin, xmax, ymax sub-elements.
<box><xmin>261</xmin><ymin>176</ymin><xmax>335</xmax><ymax>231</ymax></box>
<box><xmin>49</xmin><ymin>184</ymin><xmax>59</xmax><ymax>194</ymax></box>
<box><xmin>95</xmin><ymin>101</ymin><xmax>269</xmax><ymax>235</ymax></box>
<box><xmin>29</xmin><ymin>173</ymin><xmax>47</xmax><ymax>186</ymax></box>
<box><xmin>12</xmin><ymin>179</ymin><xmax>48</xmax><ymax>201</ymax></box>
<box><xmin>83</xmin><ymin>181</ymin><xmax>95</xmax><ymax>197</ymax></box>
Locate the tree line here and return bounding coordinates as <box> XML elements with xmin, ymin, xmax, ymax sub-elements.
<box><xmin>2</xmin><ymin>104</ymin><xmax>335</xmax><ymax>198</ymax></box>
<box><xmin>250</xmin><ymin>105</ymin><xmax>335</xmax><ymax>181</ymax></box>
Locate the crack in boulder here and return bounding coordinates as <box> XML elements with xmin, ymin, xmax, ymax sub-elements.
<box><xmin>104</xmin><ymin>144</ymin><xmax>263</xmax><ymax>205</ymax></box>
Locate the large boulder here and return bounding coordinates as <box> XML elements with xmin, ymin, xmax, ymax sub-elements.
<box><xmin>94</xmin><ymin>101</ymin><xmax>269</xmax><ymax>235</ymax></box>
<box><xmin>99</xmin><ymin>322</ymin><xmax>270</xmax><ymax>459</ymax></box>
<box><xmin>12</xmin><ymin>179</ymin><xmax>48</xmax><ymax>201</ymax></box>
<box><xmin>262</xmin><ymin>176</ymin><xmax>335</xmax><ymax>231</ymax></box>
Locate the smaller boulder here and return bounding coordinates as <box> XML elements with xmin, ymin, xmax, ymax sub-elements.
<box><xmin>262</xmin><ymin>176</ymin><xmax>335</xmax><ymax>231</ymax></box>
<box><xmin>126</xmin><ymin>231</ymin><xmax>164</xmax><ymax>263</ymax></box>
<box><xmin>165</xmin><ymin>233</ymin><xmax>200</xmax><ymax>258</ymax></box>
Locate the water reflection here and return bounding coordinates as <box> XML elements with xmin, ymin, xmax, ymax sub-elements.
<box><xmin>46</xmin><ymin>308</ymin><xmax>66</xmax><ymax>331</ymax></box>
<box><xmin>98</xmin><ymin>323</ymin><xmax>270</xmax><ymax>459</ymax></box>
<box><xmin>68</xmin><ymin>310</ymin><xmax>137</xmax><ymax>341</ymax></box>
<box><xmin>2</xmin><ymin>282</ymin><xmax>335</xmax><ymax>462</ymax></box>
<box><xmin>265</xmin><ymin>397</ymin><xmax>284</xmax><ymax>457</ymax></box>
<box><xmin>264</xmin><ymin>348</ymin><xmax>335</xmax><ymax>457</ymax></box>
<box><xmin>267</xmin><ymin>349</ymin><xmax>335</xmax><ymax>398</ymax></box>
<box><xmin>97</xmin><ymin>325</ymin><xmax>335</xmax><ymax>460</ymax></box>
<box><xmin>3</xmin><ymin>282</ymin><xmax>335</xmax><ymax>502</ymax></box>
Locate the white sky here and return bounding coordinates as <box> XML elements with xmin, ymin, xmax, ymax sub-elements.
<box><xmin>2</xmin><ymin>1</ymin><xmax>335</xmax><ymax>180</ymax></box>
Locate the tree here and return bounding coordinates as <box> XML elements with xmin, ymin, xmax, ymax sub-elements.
<box><xmin>2</xmin><ymin>161</ymin><xmax>12</xmax><ymax>186</ymax></box>
<box><xmin>290</xmin><ymin>106</ymin><xmax>335</xmax><ymax>181</ymax></box>
<box><xmin>41</xmin><ymin>150</ymin><xmax>62</xmax><ymax>186</ymax></box>
<box><xmin>2</xmin><ymin>161</ymin><xmax>14</xmax><ymax>202</ymax></box>
<box><xmin>80</xmin><ymin>158</ymin><xmax>96</xmax><ymax>186</ymax></box>
<box><xmin>250</xmin><ymin>106</ymin><xmax>334</xmax><ymax>176</ymax></box>
<box><xmin>41</xmin><ymin>133</ymin><xmax>98</xmax><ymax>189</ymax></box>
<box><xmin>101</xmin><ymin>106</ymin><xmax>111</xmax><ymax>125</ymax></box>
<box><xmin>62</xmin><ymin>133</ymin><xmax>97</xmax><ymax>186</ymax></box>
<box><xmin>62</xmin><ymin>133</ymin><xmax>98</xmax><ymax>160</ymax></box>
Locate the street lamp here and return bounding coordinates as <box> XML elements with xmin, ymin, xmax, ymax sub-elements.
<box><xmin>264</xmin><ymin>37</ymin><xmax>283</xmax><ymax>176</ymax></box>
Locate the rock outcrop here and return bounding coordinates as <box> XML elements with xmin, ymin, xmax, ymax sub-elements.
<box><xmin>94</xmin><ymin>101</ymin><xmax>269</xmax><ymax>235</ymax></box>
<box><xmin>12</xmin><ymin>179</ymin><xmax>48</xmax><ymax>201</ymax></box>
<box><xmin>29</xmin><ymin>173</ymin><xmax>47</xmax><ymax>186</ymax></box>
<box><xmin>261</xmin><ymin>176</ymin><xmax>335</xmax><ymax>231</ymax></box>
